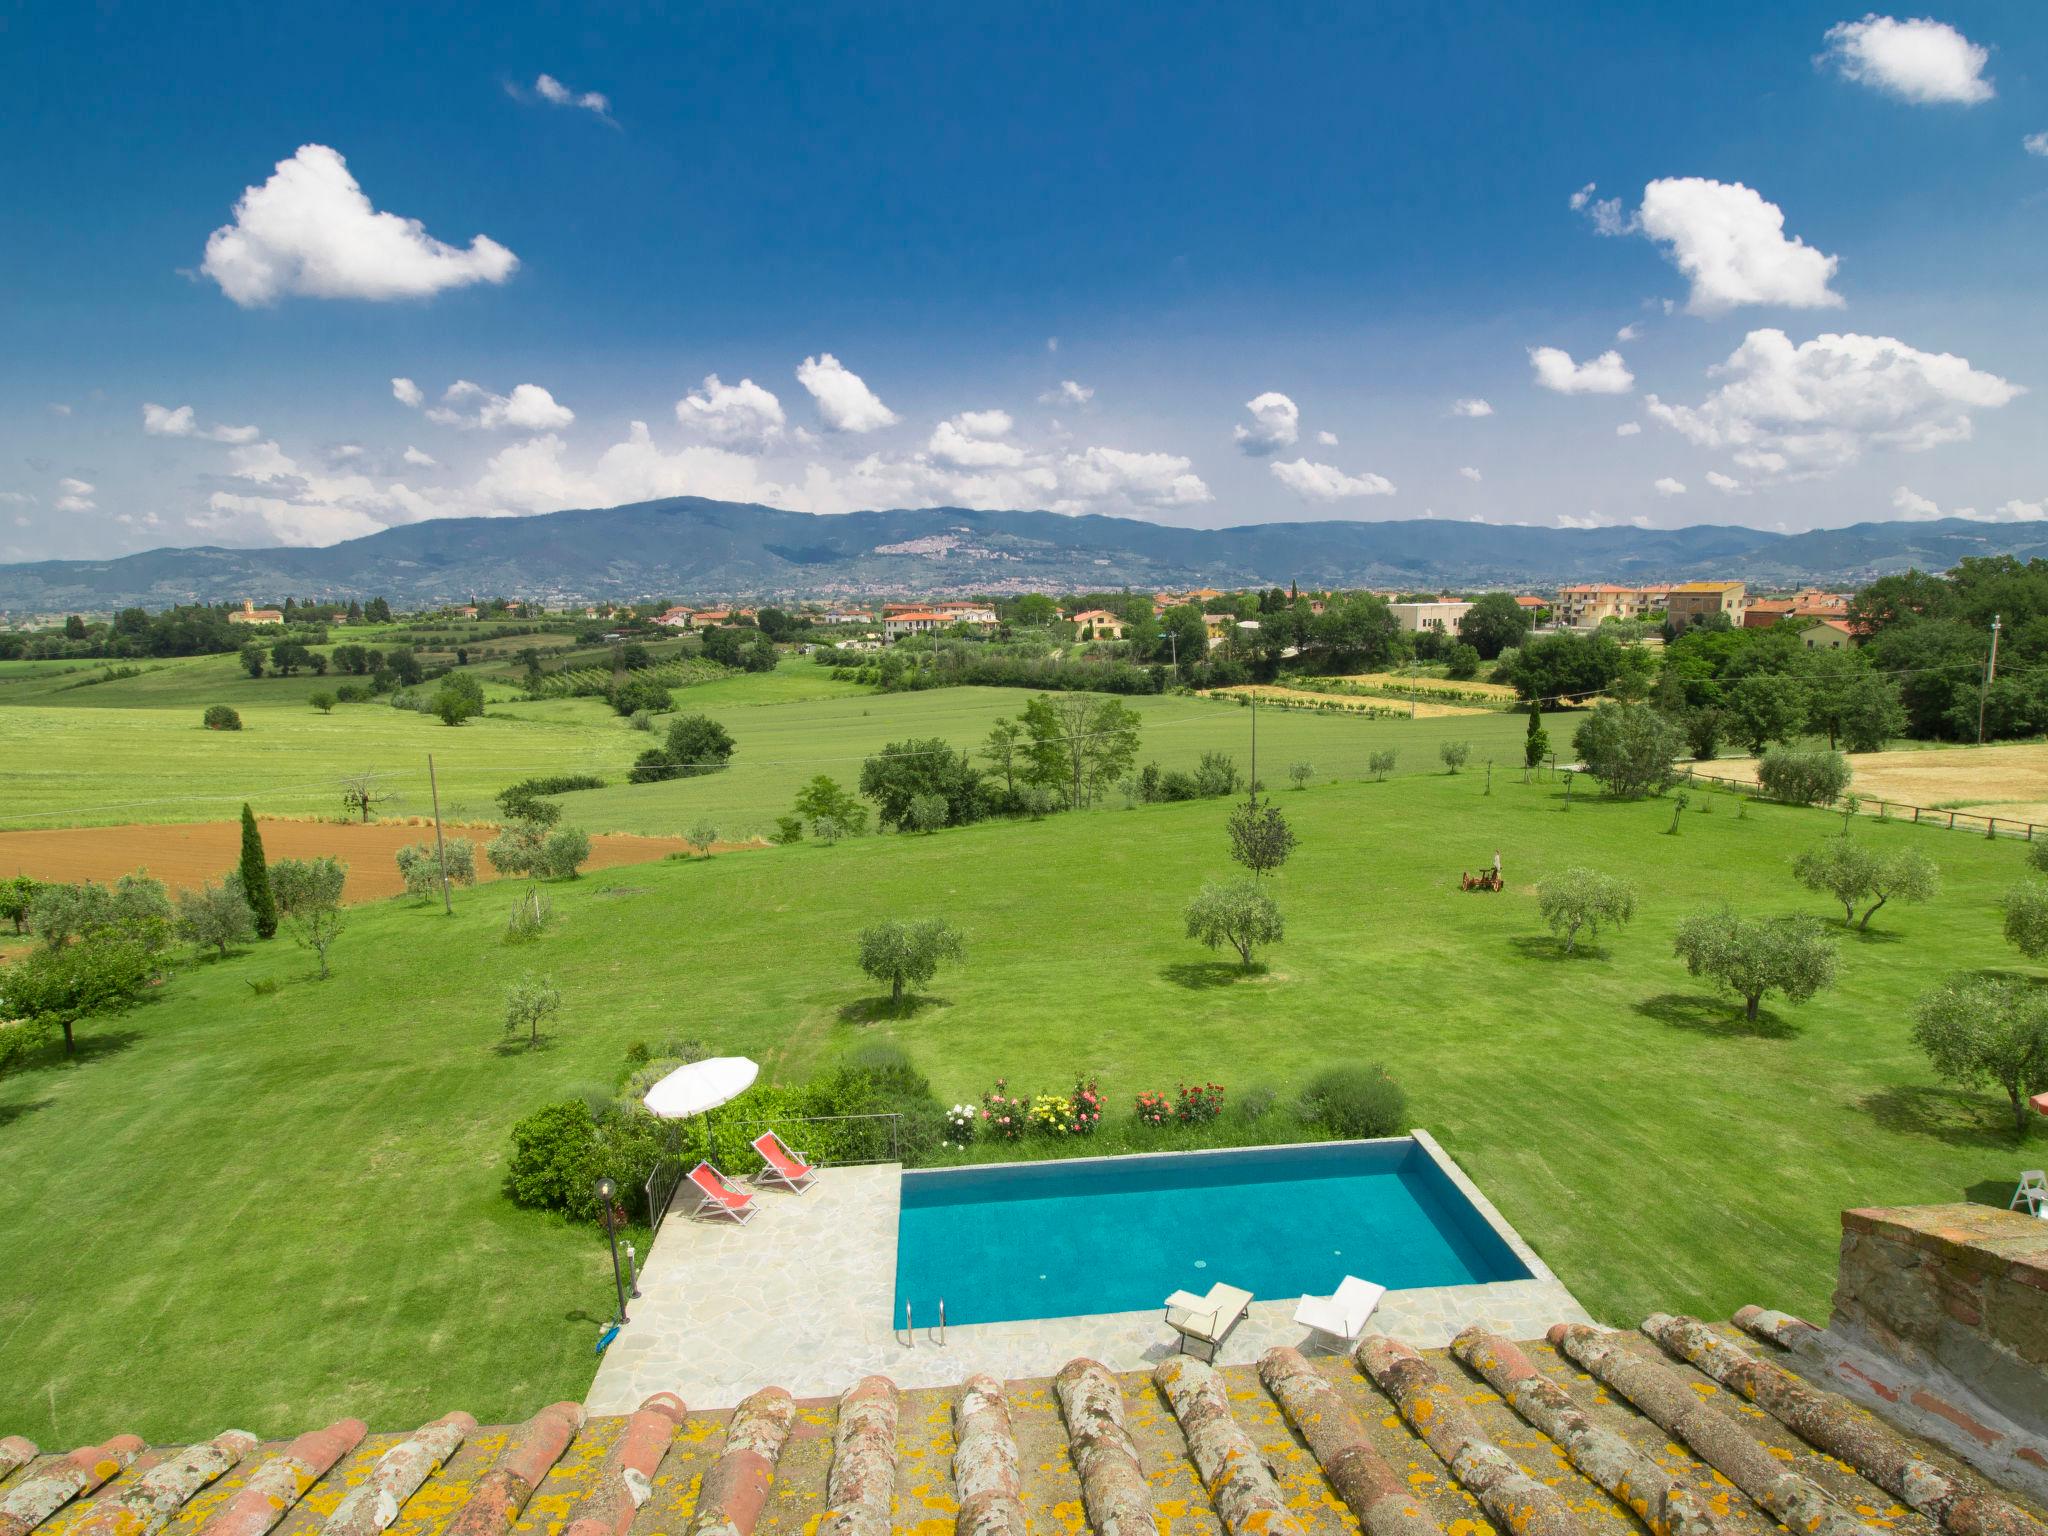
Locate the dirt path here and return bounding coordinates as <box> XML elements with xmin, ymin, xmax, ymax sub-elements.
<box><xmin>0</xmin><ymin>818</ymin><xmax>751</xmax><ymax>903</ymax></box>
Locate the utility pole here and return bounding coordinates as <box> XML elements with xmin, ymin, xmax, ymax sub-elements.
<box><xmin>1249</xmin><ymin>688</ymin><xmax>1259</xmax><ymax>806</ymax></box>
<box><xmin>428</xmin><ymin>752</ymin><xmax>452</xmax><ymax>915</ymax></box>
<box><xmin>1975</xmin><ymin>613</ymin><xmax>2001</xmax><ymax>746</ymax></box>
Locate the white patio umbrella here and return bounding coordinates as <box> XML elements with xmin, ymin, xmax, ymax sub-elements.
<box><xmin>642</xmin><ymin>1056</ymin><xmax>760</xmax><ymax>1120</ymax></box>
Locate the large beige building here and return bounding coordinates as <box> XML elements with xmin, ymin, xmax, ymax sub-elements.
<box><xmin>1387</xmin><ymin>599</ymin><xmax>1471</xmax><ymax>633</ymax></box>
<box><xmin>1552</xmin><ymin>585</ymin><xmax>1661</xmax><ymax>629</ymax></box>
<box><xmin>1666</xmin><ymin>580</ymin><xmax>1747</xmax><ymax>633</ymax></box>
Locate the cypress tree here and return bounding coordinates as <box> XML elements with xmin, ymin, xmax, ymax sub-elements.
<box><xmin>1523</xmin><ymin>698</ymin><xmax>1550</xmax><ymax>770</ymax></box>
<box><xmin>238</xmin><ymin>803</ymin><xmax>278</xmax><ymax>939</ymax></box>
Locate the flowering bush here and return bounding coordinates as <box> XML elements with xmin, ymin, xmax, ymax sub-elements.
<box><xmin>1134</xmin><ymin>1089</ymin><xmax>1171</xmax><ymax>1128</ymax></box>
<box><xmin>1175</xmin><ymin>1081</ymin><xmax>1225</xmax><ymax>1126</ymax></box>
<box><xmin>944</xmin><ymin>1103</ymin><xmax>976</xmax><ymax>1149</ymax></box>
<box><xmin>1028</xmin><ymin>1093</ymin><xmax>1078</xmax><ymax>1135</ymax></box>
<box><xmin>1069</xmin><ymin>1076</ymin><xmax>1102</xmax><ymax>1135</ymax></box>
<box><xmin>980</xmin><ymin>1078</ymin><xmax>1028</xmax><ymax>1141</ymax></box>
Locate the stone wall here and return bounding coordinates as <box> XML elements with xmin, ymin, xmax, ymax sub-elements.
<box><xmin>1831</xmin><ymin>1204</ymin><xmax>2048</xmax><ymax>1438</ymax></box>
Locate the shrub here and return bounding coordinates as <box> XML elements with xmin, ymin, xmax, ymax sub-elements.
<box><xmin>1175</xmin><ymin>1081</ymin><xmax>1225</xmax><ymax>1125</ymax></box>
<box><xmin>1288</xmin><ymin>762</ymin><xmax>1315</xmax><ymax>790</ymax></box>
<box><xmin>1193</xmin><ymin>751</ymin><xmax>1242</xmax><ymax>798</ymax></box>
<box><xmin>772</xmin><ymin>815</ymin><xmax>805</xmax><ymax>845</ymax></box>
<box><xmin>334</xmin><ymin>684</ymin><xmax>369</xmax><ymax>704</ymax></box>
<box><xmin>1756</xmin><ymin>747</ymin><xmax>1851</xmax><ymax>808</ymax></box>
<box><xmin>2006</xmin><ymin>878</ymin><xmax>2048</xmax><ymax>960</ymax></box>
<box><xmin>1296</xmin><ymin>1065</ymin><xmax>1407</xmax><ymax>1139</ymax></box>
<box><xmin>497</xmin><ymin>776</ymin><xmax>605</xmax><ymax>821</ymax></box>
<box><xmin>610</xmin><ymin>674</ymin><xmax>673</xmax><ymax>717</ymax></box>
<box><xmin>980</xmin><ymin>1078</ymin><xmax>1028</xmax><ymax>1141</ymax></box>
<box><xmin>944</xmin><ymin>1104</ymin><xmax>976</xmax><ymax>1146</ymax></box>
<box><xmin>684</xmin><ymin>820</ymin><xmax>719</xmax><ymax>858</ymax></box>
<box><xmin>1368</xmin><ymin>748</ymin><xmax>1397</xmax><ymax>780</ymax></box>
<box><xmin>309</xmin><ymin>691</ymin><xmax>336</xmax><ymax>714</ymax></box>
<box><xmin>1134</xmin><ymin>1089</ymin><xmax>1171</xmax><ymax>1128</ymax></box>
<box><xmin>540</xmin><ymin>826</ymin><xmax>591</xmax><ymax>879</ymax></box>
<box><xmin>505</xmin><ymin>1101</ymin><xmax>600</xmax><ymax>1213</ymax></box>
<box><xmin>395</xmin><ymin>837</ymin><xmax>477</xmax><ymax>898</ymax></box>
<box><xmin>202</xmin><ymin>705</ymin><xmax>242</xmax><ymax>731</ymax></box>
<box><xmin>1028</xmin><ymin>1093</ymin><xmax>1080</xmax><ymax>1136</ymax></box>
<box><xmin>433</xmin><ymin>672</ymin><xmax>485</xmax><ymax>726</ymax></box>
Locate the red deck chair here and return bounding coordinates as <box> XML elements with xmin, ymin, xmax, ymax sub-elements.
<box><xmin>687</xmin><ymin>1161</ymin><xmax>757</xmax><ymax>1223</ymax></box>
<box><xmin>751</xmin><ymin>1131</ymin><xmax>817</xmax><ymax>1193</ymax></box>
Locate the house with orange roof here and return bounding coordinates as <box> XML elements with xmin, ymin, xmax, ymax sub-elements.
<box><xmin>1069</xmin><ymin>608</ymin><xmax>1126</xmax><ymax>639</ymax></box>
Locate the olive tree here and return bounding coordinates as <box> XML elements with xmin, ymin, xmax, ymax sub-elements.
<box><xmin>504</xmin><ymin>974</ymin><xmax>563</xmax><ymax>1048</ymax></box>
<box><xmin>1913</xmin><ymin>976</ymin><xmax>2048</xmax><ymax>1133</ymax></box>
<box><xmin>1227</xmin><ymin>799</ymin><xmax>1297</xmax><ymax>878</ymax></box>
<box><xmin>1438</xmin><ymin>740</ymin><xmax>1471</xmax><ymax>774</ymax></box>
<box><xmin>1756</xmin><ymin>748</ymin><xmax>1850</xmax><ymax>808</ymax></box>
<box><xmin>1535</xmin><ymin>868</ymin><xmax>1637</xmax><ymax>955</ymax></box>
<box><xmin>395</xmin><ymin>838</ymin><xmax>477</xmax><ymax>899</ymax></box>
<box><xmin>1183</xmin><ymin>878</ymin><xmax>1284</xmax><ymax>970</ymax></box>
<box><xmin>1672</xmin><ymin>906</ymin><xmax>1838</xmax><ymax>1023</ymax></box>
<box><xmin>685</xmin><ymin>819</ymin><xmax>719</xmax><ymax>858</ymax></box>
<box><xmin>173</xmin><ymin>879</ymin><xmax>256</xmax><ymax>958</ymax></box>
<box><xmin>2006</xmin><ymin>878</ymin><xmax>2048</xmax><ymax>960</ymax></box>
<box><xmin>270</xmin><ymin>856</ymin><xmax>348</xmax><ymax>978</ymax></box>
<box><xmin>1368</xmin><ymin>749</ymin><xmax>1397</xmax><ymax>781</ymax></box>
<box><xmin>856</xmin><ymin>917</ymin><xmax>964</xmax><ymax>1008</ymax></box>
<box><xmin>1571</xmin><ymin>702</ymin><xmax>1678</xmax><ymax>799</ymax></box>
<box><xmin>1794</xmin><ymin>839</ymin><xmax>1938</xmax><ymax>929</ymax></box>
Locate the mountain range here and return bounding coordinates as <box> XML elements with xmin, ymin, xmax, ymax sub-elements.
<box><xmin>4</xmin><ymin>498</ymin><xmax>2044</xmax><ymax>611</ymax></box>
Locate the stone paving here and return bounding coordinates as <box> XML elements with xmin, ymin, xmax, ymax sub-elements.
<box><xmin>585</xmin><ymin>1131</ymin><xmax>1592</xmax><ymax>1415</ymax></box>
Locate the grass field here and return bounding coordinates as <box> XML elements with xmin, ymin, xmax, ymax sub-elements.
<box><xmin>1710</xmin><ymin>741</ymin><xmax>2048</xmax><ymax>829</ymax></box>
<box><xmin>1</xmin><ymin>769</ymin><xmax>2038</xmax><ymax>1444</ymax></box>
<box><xmin>0</xmin><ymin>653</ymin><xmax>1531</xmax><ymax>836</ymax></box>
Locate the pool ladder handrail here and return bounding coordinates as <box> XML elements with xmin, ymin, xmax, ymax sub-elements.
<box><xmin>899</xmin><ymin>1298</ymin><xmax>947</xmax><ymax>1348</ymax></box>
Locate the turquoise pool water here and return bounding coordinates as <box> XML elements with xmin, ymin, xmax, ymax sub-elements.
<box><xmin>892</xmin><ymin>1138</ymin><xmax>1529</xmax><ymax>1326</ymax></box>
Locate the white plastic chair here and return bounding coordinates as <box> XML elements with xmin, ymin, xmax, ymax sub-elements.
<box><xmin>2012</xmin><ymin>1171</ymin><xmax>2048</xmax><ymax>1216</ymax></box>
<box><xmin>1294</xmin><ymin>1276</ymin><xmax>1387</xmax><ymax>1349</ymax></box>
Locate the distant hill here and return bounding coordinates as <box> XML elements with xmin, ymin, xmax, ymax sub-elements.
<box><xmin>3</xmin><ymin>498</ymin><xmax>2043</xmax><ymax>610</ymax></box>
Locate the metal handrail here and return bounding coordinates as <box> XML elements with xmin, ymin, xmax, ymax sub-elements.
<box><xmin>899</xmin><ymin>1301</ymin><xmax>914</xmax><ymax>1348</ymax></box>
<box><xmin>643</xmin><ymin>1156</ymin><xmax>685</xmax><ymax>1234</ymax></box>
<box><xmin>938</xmin><ymin>1298</ymin><xmax>946</xmax><ymax>1346</ymax></box>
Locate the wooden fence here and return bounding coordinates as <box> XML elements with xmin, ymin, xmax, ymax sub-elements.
<box><xmin>1681</xmin><ymin>767</ymin><xmax>2040</xmax><ymax>842</ymax></box>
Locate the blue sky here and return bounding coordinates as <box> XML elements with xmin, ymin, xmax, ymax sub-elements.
<box><xmin>5</xmin><ymin>1</ymin><xmax>2046</xmax><ymax>560</ymax></box>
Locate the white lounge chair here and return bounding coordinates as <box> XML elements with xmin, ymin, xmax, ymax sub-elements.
<box><xmin>1164</xmin><ymin>1282</ymin><xmax>1252</xmax><ymax>1360</ymax></box>
<box><xmin>1294</xmin><ymin>1276</ymin><xmax>1386</xmax><ymax>1349</ymax></box>
<box><xmin>2013</xmin><ymin>1170</ymin><xmax>2048</xmax><ymax>1216</ymax></box>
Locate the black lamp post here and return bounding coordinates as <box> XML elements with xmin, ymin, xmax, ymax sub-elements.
<box><xmin>595</xmin><ymin>1175</ymin><xmax>629</xmax><ymax>1325</ymax></box>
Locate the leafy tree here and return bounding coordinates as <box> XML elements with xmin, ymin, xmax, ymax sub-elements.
<box><xmin>0</xmin><ymin>875</ymin><xmax>42</xmax><ymax>935</ymax></box>
<box><xmin>504</xmin><ymin>975</ymin><xmax>563</xmax><ymax>1048</ymax></box>
<box><xmin>364</xmin><ymin>597</ymin><xmax>393</xmax><ymax>623</ymax></box>
<box><xmin>309</xmin><ymin>690</ymin><xmax>336</xmax><ymax>714</ymax></box>
<box><xmin>1726</xmin><ymin>672</ymin><xmax>1810</xmax><ymax>753</ymax></box>
<box><xmin>2006</xmin><ymin>878</ymin><xmax>2048</xmax><ymax>960</ymax></box>
<box><xmin>1672</xmin><ymin>906</ymin><xmax>1838</xmax><ymax>1023</ymax></box>
<box><xmin>1535</xmin><ymin>868</ymin><xmax>1637</xmax><ymax>954</ymax></box>
<box><xmin>1523</xmin><ymin>701</ymin><xmax>1549</xmax><ymax>770</ymax></box>
<box><xmin>793</xmin><ymin>775</ymin><xmax>869</xmax><ymax>837</ymax></box>
<box><xmin>1</xmin><ymin>933</ymin><xmax>154</xmax><ymax>1054</ymax></box>
<box><xmin>433</xmin><ymin>672</ymin><xmax>485</xmax><ymax>726</ymax></box>
<box><xmin>333</xmin><ymin>643</ymin><xmax>370</xmax><ymax>675</ymax></box>
<box><xmin>1913</xmin><ymin>977</ymin><xmax>2048</xmax><ymax>1134</ymax></box>
<box><xmin>1288</xmin><ymin>762</ymin><xmax>1314</xmax><ymax>790</ymax></box>
<box><xmin>1309</xmin><ymin>594</ymin><xmax>1402</xmax><ymax>671</ymax></box>
<box><xmin>269</xmin><ymin>640</ymin><xmax>314</xmax><ymax>676</ymax></box>
<box><xmin>1457</xmin><ymin>592</ymin><xmax>1533</xmax><ymax>660</ymax></box>
<box><xmin>1508</xmin><ymin>630</ymin><xmax>1621</xmax><ymax>703</ymax></box>
<box><xmin>1444</xmin><ymin>642</ymin><xmax>1480</xmax><ymax>680</ymax></box>
<box><xmin>742</xmin><ymin>637</ymin><xmax>778</xmax><ymax>672</ymax></box>
<box><xmin>394</xmin><ymin>838</ymin><xmax>477</xmax><ymax>898</ymax></box>
<box><xmin>340</xmin><ymin>769</ymin><xmax>395</xmax><ymax>823</ymax></box>
<box><xmin>1368</xmin><ymin>748</ymin><xmax>1397</xmax><ymax>780</ymax></box>
<box><xmin>29</xmin><ymin>872</ymin><xmax>171</xmax><ymax>954</ymax></box>
<box><xmin>1794</xmin><ymin>839</ymin><xmax>1939</xmax><ymax>929</ymax></box>
<box><xmin>772</xmin><ymin>815</ymin><xmax>805</xmax><ymax>845</ymax></box>
<box><xmin>1756</xmin><ymin>747</ymin><xmax>1850</xmax><ymax>807</ymax></box>
<box><xmin>1183</xmin><ymin>878</ymin><xmax>1284</xmax><ymax>970</ymax></box>
<box><xmin>1193</xmin><ymin>752</ymin><xmax>1241</xmax><ymax>797</ymax></box>
<box><xmin>1158</xmin><ymin>605</ymin><xmax>1210</xmax><ymax>675</ymax></box>
<box><xmin>174</xmin><ymin>879</ymin><xmax>256</xmax><ymax>958</ymax></box>
<box><xmin>1836</xmin><ymin>673</ymin><xmax>1906</xmax><ymax>754</ymax></box>
<box><xmin>1609</xmin><ymin>645</ymin><xmax>1657</xmax><ymax>704</ymax></box>
<box><xmin>1571</xmin><ymin>701</ymin><xmax>1678</xmax><ymax>799</ymax></box>
<box><xmin>270</xmin><ymin>856</ymin><xmax>348</xmax><ymax>978</ymax></box>
<box><xmin>237</xmin><ymin>804</ymin><xmax>277</xmax><ymax>938</ymax></box>
<box><xmin>684</xmin><ymin>819</ymin><xmax>719</xmax><ymax>857</ymax></box>
<box><xmin>981</xmin><ymin>717</ymin><xmax>1025</xmax><ymax>797</ymax></box>
<box><xmin>859</xmin><ymin>739</ymin><xmax>983</xmax><ymax>829</ymax></box>
<box><xmin>1227</xmin><ymin>799</ymin><xmax>1297</xmax><ymax>878</ymax></box>
<box><xmin>203</xmin><ymin>704</ymin><xmax>242</xmax><ymax>731</ymax></box>
<box><xmin>238</xmin><ymin>644</ymin><xmax>265</xmax><ymax>678</ymax></box>
<box><xmin>856</xmin><ymin>918</ymin><xmax>964</xmax><ymax>1007</ymax></box>
<box><xmin>1438</xmin><ymin>740</ymin><xmax>1471</xmax><ymax>774</ymax></box>
<box><xmin>1684</xmin><ymin>706</ymin><xmax>1723</xmax><ymax>761</ymax></box>
<box><xmin>1021</xmin><ymin>692</ymin><xmax>1143</xmax><ymax>809</ymax></box>
<box><xmin>665</xmin><ymin>714</ymin><xmax>737</xmax><ymax>776</ymax></box>
<box><xmin>905</xmin><ymin>793</ymin><xmax>948</xmax><ymax>834</ymax></box>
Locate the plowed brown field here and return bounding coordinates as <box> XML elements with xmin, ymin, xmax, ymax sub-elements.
<box><xmin>0</xmin><ymin>818</ymin><xmax>740</xmax><ymax>903</ymax></box>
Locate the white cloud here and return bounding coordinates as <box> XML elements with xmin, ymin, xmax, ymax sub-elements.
<box><xmin>1653</xmin><ymin>476</ymin><xmax>1688</xmax><ymax>496</ymax></box>
<box><xmin>1038</xmin><ymin>380</ymin><xmax>1094</xmax><ymax>406</ymax></box>
<box><xmin>50</xmin><ymin>403</ymin><xmax>72</xmax><ymax>416</ymax></box>
<box><xmin>422</xmin><ymin>380</ymin><xmax>575</xmax><ymax>431</ymax></box>
<box><xmin>1269</xmin><ymin>459</ymin><xmax>1395</xmax><ymax>500</ymax></box>
<box><xmin>1529</xmin><ymin>346</ymin><xmax>1634</xmax><ymax>395</ymax></box>
<box><xmin>1616</xmin><ymin>421</ymin><xmax>1642</xmax><ymax>436</ymax></box>
<box><xmin>1055</xmin><ymin>447</ymin><xmax>1211</xmax><ymax>512</ymax></box>
<box><xmin>797</xmin><ymin>353</ymin><xmax>899</xmax><ymax>432</ymax></box>
<box><xmin>402</xmin><ymin>446</ymin><xmax>437</xmax><ymax>468</ymax></box>
<box><xmin>1459</xmin><ymin>466</ymin><xmax>1482</xmax><ymax>482</ymax></box>
<box><xmin>1616</xmin><ymin>323</ymin><xmax>1642</xmax><ymax>342</ymax></box>
<box><xmin>1993</xmin><ymin>498</ymin><xmax>2045</xmax><ymax>522</ymax></box>
<box><xmin>533</xmin><ymin>73</ymin><xmax>612</xmax><ymax>117</ymax></box>
<box><xmin>200</xmin><ymin>144</ymin><xmax>518</xmax><ymax>306</ymax></box>
<box><xmin>55</xmin><ymin>477</ymin><xmax>97</xmax><ymax>512</ymax></box>
<box><xmin>1706</xmin><ymin>470</ymin><xmax>1746</xmax><ymax>494</ymax></box>
<box><xmin>1316</xmin><ymin>429</ymin><xmax>1339</xmax><ymax>446</ymax></box>
<box><xmin>1636</xmin><ymin>178</ymin><xmax>1842</xmax><ymax>315</ymax></box>
<box><xmin>1646</xmin><ymin>328</ymin><xmax>2022</xmax><ymax>475</ymax></box>
<box><xmin>2025</xmin><ymin>132</ymin><xmax>2048</xmax><ymax>158</ymax></box>
<box><xmin>1232</xmin><ymin>392</ymin><xmax>1300</xmax><ymax>456</ymax></box>
<box><xmin>928</xmin><ymin>410</ymin><xmax>1026</xmax><ymax>469</ymax></box>
<box><xmin>0</xmin><ymin>491</ymin><xmax>32</xmax><ymax>506</ymax></box>
<box><xmin>1451</xmin><ymin>397</ymin><xmax>1494</xmax><ymax>418</ymax></box>
<box><xmin>1891</xmin><ymin>485</ymin><xmax>1942</xmax><ymax>518</ymax></box>
<box><xmin>1554</xmin><ymin>511</ymin><xmax>1611</xmax><ymax>529</ymax></box>
<box><xmin>676</xmin><ymin>374</ymin><xmax>786</xmax><ymax>448</ymax></box>
<box><xmin>141</xmin><ymin>402</ymin><xmax>259</xmax><ymax>443</ymax></box>
<box><xmin>391</xmin><ymin>377</ymin><xmax>424</xmax><ymax>407</ymax></box>
<box><xmin>1568</xmin><ymin>183</ymin><xmax>1628</xmax><ymax>236</ymax></box>
<box><xmin>1821</xmin><ymin>15</ymin><xmax>1993</xmax><ymax>105</ymax></box>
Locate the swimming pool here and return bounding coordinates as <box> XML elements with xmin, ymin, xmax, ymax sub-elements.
<box><xmin>892</xmin><ymin>1137</ymin><xmax>1529</xmax><ymax>1327</ymax></box>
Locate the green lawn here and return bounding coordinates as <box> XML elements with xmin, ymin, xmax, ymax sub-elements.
<box><xmin>0</xmin><ymin>654</ymin><xmax>1528</xmax><ymax>834</ymax></box>
<box><xmin>1</xmin><ymin>770</ymin><xmax>2036</xmax><ymax>1444</ymax></box>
